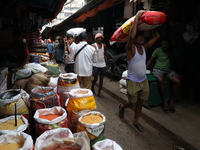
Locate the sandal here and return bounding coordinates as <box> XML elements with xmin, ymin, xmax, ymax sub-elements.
<box><xmin>118</xmin><ymin>104</ymin><xmax>124</xmax><ymax>119</ymax></box>
<box><xmin>163</xmin><ymin>104</ymin><xmax>169</xmax><ymax>114</ymax></box>
<box><xmin>133</xmin><ymin>123</ymin><xmax>144</xmax><ymax>132</ymax></box>
<box><xmin>97</xmin><ymin>94</ymin><xmax>104</xmax><ymax>98</ymax></box>
<box><xmin>169</xmin><ymin>106</ymin><xmax>175</xmax><ymax>113</ymax></box>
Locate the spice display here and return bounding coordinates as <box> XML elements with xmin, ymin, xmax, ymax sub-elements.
<box><xmin>80</xmin><ymin>114</ymin><xmax>103</xmax><ymax>124</ymax></box>
<box><xmin>39</xmin><ymin>114</ymin><xmax>62</xmax><ymax>121</ymax></box>
<box><xmin>0</xmin><ymin>118</ymin><xmax>24</xmax><ymax>130</ymax></box>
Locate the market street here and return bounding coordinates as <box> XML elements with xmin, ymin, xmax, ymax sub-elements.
<box><xmin>93</xmin><ymin>85</ymin><xmax>175</xmax><ymax>150</ymax></box>
<box><xmin>59</xmin><ymin>64</ymin><xmax>199</xmax><ymax>150</ymax></box>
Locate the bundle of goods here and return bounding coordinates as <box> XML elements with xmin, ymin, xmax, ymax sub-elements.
<box><xmin>45</xmin><ymin>62</ymin><xmax>61</xmax><ymax>77</ymax></box>
<box><xmin>33</xmin><ymin>106</ymin><xmax>68</xmax><ymax>137</ymax></box>
<box><xmin>12</xmin><ymin>68</ymin><xmax>32</xmax><ymax>82</ymax></box>
<box><xmin>57</xmin><ymin>73</ymin><xmax>80</xmax><ymax>108</ymax></box>
<box><xmin>66</xmin><ymin>28</ymin><xmax>86</xmax><ymax>37</ymax></box>
<box><xmin>109</xmin><ymin>11</ymin><xmax>166</xmax><ymax>45</ymax></box>
<box><xmin>48</xmin><ymin>76</ymin><xmax>59</xmax><ymax>89</ymax></box>
<box><xmin>27</xmin><ymin>29</ymin><xmax>43</xmax><ymax>44</ymax></box>
<box><xmin>30</xmin><ymin>86</ymin><xmax>59</xmax><ymax>111</ymax></box>
<box><xmin>0</xmin><ymin>115</ymin><xmax>28</xmax><ymax>135</ymax></box>
<box><xmin>12</xmin><ymin>78</ymin><xmax>29</xmax><ymax>90</ymax></box>
<box><xmin>24</xmin><ymin>73</ymin><xmax>50</xmax><ymax>94</ymax></box>
<box><xmin>119</xmin><ymin>70</ymin><xmax>128</xmax><ymax>95</ymax></box>
<box><xmin>92</xmin><ymin>139</ymin><xmax>123</xmax><ymax>150</ymax></box>
<box><xmin>77</xmin><ymin>111</ymin><xmax>106</xmax><ymax>146</ymax></box>
<box><xmin>23</xmin><ymin>63</ymin><xmax>49</xmax><ymax>74</ymax></box>
<box><xmin>29</xmin><ymin>53</ymin><xmax>50</xmax><ymax>64</ymax></box>
<box><xmin>0</xmin><ymin>89</ymin><xmax>30</xmax><ymax>116</ymax></box>
<box><xmin>29</xmin><ymin>54</ymin><xmax>40</xmax><ymax>64</ymax></box>
<box><xmin>0</xmin><ymin>131</ymin><xmax>34</xmax><ymax>150</ymax></box>
<box><xmin>28</xmin><ymin>42</ymin><xmax>47</xmax><ymax>53</ymax></box>
<box><xmin>34</xmin><ymin>128</ymin><xmax>90</xmax><ymax>150</ymax></box>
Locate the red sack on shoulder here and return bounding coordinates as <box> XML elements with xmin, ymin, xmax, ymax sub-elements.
<box><xmin>109</xmin><ymin>11</ymin><xmax>166</xmax><ymax>45</ymax></box>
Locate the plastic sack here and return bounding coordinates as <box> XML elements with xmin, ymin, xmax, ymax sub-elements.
<box><xmin>119</xmin><ymin>79</ymin><xmax>127</xmax><ymax>87</ymax></box>
<box><xmin>66</xmin><ymin>27</ymin><xmax>86</xmax><ymax>37</ymax></box>
<box><xmin>77</xmin><ymin>111</ymin><xmax>106</xmax><ymax>146</ymax></box>
<box><xmin>45</xmin><ymin>63</ymin><xmax>61</xmax><ymax>77</ymax></box>
<box><xmin>24</xmin><ymin>62</ymin><xmax>48</xmax><ymax>74</ymax></box>
<box><xmin>0</xmin><ymin>89</ymin><xmax>30</xmax><ymax>115</ymax></box>
<box><xmin>30</xmin><ymin>86</ymin><xmax>59</xmax><ymax>111</ymax></box>
<box><xmin>48</xmin><ymin>76</ymin><xmax>58</xmax><ymax>88</ymax></box>
<box><xmin>67</xmin><ymin>110</ymin><xmax>91</xmax><ymax>133</ymax></box>
<box><xmin>0</xmin><ymin>115</ymin><xmax>28</xmax><ymax>134</ymax></box>
<box><xmin>34</xmin><ymin>128</ymin><xmax>90</xmax><ymax>150</ymax></box>
<box><xmin>66</xmin><ymin>88</ymin><xmax>96</xmax><ymax>111</ymax></box>
<box><xmin>33</xmin><ymin>106</ymin><xmax>68</xmax><ymax>137</ymax></box>
<box><xmin>0</xmin><ymin>131</ymin><xmax>34</xmax><ymax>150</ymax></box>
<box><xmin>12</xmin><ymin>68</ymin><xmax>32</xmax><ymax>81</ymax></box>
<box><xmin>57</xmin><ymin>73</ymin><xmax>80</xmax><ymax>94</ymax></box>
<box><xmin>109</xmin><ymin>11</ymin><xmax>166</xmax><ymax>45</ymax></box>
<box><xmin>92</xmin><ymin>139</ymin><xmax>123</xmax><ymax>150</ymax></box>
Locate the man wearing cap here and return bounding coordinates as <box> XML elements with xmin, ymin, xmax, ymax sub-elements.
<box><xmin>91</xmin><ymin>33</ymin><xmax>108</xmax><ymax>98</ymax></box>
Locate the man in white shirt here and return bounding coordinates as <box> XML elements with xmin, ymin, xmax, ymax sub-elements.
<box><xmin>67</xmin><ymin>32</ymin><xmax>97</xmax><ymax>89</ymax></box>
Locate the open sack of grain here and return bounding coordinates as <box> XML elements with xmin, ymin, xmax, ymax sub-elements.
<box><xmin>34</xmin><ymin>128</ymin><xmax>90</xmax><ymax>150</ymax></box>
<box><xmin>0</xmin><ymin>89</ymin><xmax>30</xmax><ymax>116</ymax></box>
<box><xmin>0</xmin><ymin>115</ymin><xmax>28</xmax><ymax>135</ymax></box>
<box><xmin>77</xmin><ymin>111</ymin><xmax>106</xmax><ymax>146</ymax></box>
<box><xmin>33</xmin><ymin>106</ymin><xmax>68</xmax><ymax>137</ymax></box>
<box><xmin>0</xmin><ymin>131</ymin><xmax>34</xmax><ymax>150</ymax></box>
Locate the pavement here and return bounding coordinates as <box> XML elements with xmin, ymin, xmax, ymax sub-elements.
<box><xmin>100</xmin><ymin>76</ymin><xmax>200</xmax><ymax>150</ymax></box>
<box><xmin>58</xmin><ymin>64</ymin><xmax>200</xmax><ymax>150</ymax></box>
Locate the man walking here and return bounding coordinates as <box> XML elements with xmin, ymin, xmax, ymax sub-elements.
<box><xmin>118</xmin><ymin>10</ymin><xmax>160</xmax><ymax>132</ymax></box>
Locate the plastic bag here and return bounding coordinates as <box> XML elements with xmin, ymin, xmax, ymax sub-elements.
<box><xmin>109</xmin><ymin>11</ymin><xmax>166</xmax><ymax>45</ymax></box>
<box><xmin>34</xmin><ymin>128</ymin><xmax>90</xmax><ymax>150</ymax></box>
<box><xmin>92</xmin><ymin>139</ymin><xmax>123</xmax><ymax>150</ymax></box>
<box><xmin>66</xmin><ymin>27</ymin><xmax>86</xmax><ymax>37</ymax></box>
<box><xmin>30</xmin><ymin>86</ymin><xmax>59</xmax><ymax>111</ymax></box>
<box><xmin>66</xmin><ymin>88</ymin><xmax>96</xmax><ymax>111</ymax></box>
<box><xmin>0</xmin><ymin>131</ymin><xmax>34</xmax><ymax>150</ymax></box>
<box><xmin>0</xmin><ymin>115</ymin><xmax>28</xmax><ymax>134</ymax></box>
<box><xmin>24</xmin><ymin>62</ymin><xmax>48</xmax><ymax>74</ymax></box>
<box><xmin>0</xmin><ymin>89</ymin><xmax>30</xmax><ymax>115</ymax></box>
<box><xmin>45</xmin><ymin>63</ymin><xmax>61</xmax><ymax>77</ymax></box>
<box><xmin>57</xmin><ymin>73</ymin><xmax>80</xmax><ymax>93</ymax></box>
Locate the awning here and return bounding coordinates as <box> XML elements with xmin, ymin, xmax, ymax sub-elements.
<box><xmin>0</xmin><ymin>0</ymin><xmax>67</xmax><ymax>30</ymax></box>
<box><xmin>54</xmin><ymin>0</ymin><xmax>123</xmax><ymax>29</ymax></box>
